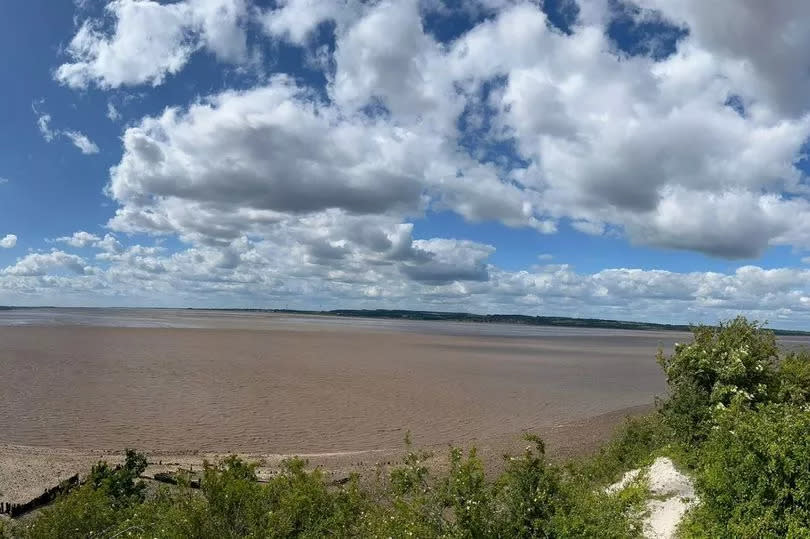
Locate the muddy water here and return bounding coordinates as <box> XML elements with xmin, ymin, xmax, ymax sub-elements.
<box><xmin>0</xmin><ymin>310</ymin><xmax>706</xmax><ymax>453</ymax></box>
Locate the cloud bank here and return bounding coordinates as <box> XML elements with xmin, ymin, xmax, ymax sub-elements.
<box><xmin>16</xmin><ymin>0</ymin><xmax>810</xmax><ymax>325</ymax></box>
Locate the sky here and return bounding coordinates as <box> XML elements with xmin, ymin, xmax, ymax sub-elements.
<box><xmin>2</xmin><ymin>0</ymin><xmax>810</xmax><ymax>327</ymax></box>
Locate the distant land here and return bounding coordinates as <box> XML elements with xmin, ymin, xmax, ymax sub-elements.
<box><xmin>2</xmin><ymin>305</ymin><xmax>809</xmax><ymax>336</ymax></box>
<box><xmin>306</xmin><ymin>309</ymin><xmax>810</xmax><ymax>336</ymax></box>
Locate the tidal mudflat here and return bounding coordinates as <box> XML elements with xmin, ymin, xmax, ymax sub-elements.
<box><xmin>0</xmin><ymin>310</ymin><xmax>688</xmax><ymax>454</ymax></box>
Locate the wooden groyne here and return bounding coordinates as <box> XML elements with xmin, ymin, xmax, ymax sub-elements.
<box><xmin>0</xmin><ymin>474</ymin><xmax>79</xmax><ymax>518</ymax></box>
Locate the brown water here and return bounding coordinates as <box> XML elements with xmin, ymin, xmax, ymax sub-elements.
<box><xmin>0</xmin><ymin>310</ymin><xmax>703</xmax><ymax>453</ymax></box>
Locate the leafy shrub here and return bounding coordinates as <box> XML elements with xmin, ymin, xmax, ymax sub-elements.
<box><xmin>18</xmin><ymin>482</ymin><xmax>133</xmax><ymax>539</ymax></box>
<box><xmin>19</xmin><ymin>449</ymin><xmax>147</xmax><ymax>539</ymax></box>
<box><xmin>88</xmin><ymin>448</ymin><xmax>148</xmax><ymax>506</ymax></box>
<box><xmin>437</xmin><ymin>447</ymin><xmax>493</xmax><ymax>538</ymax></box>
<box><xmin>574</xmin><ymin>413</ymin><xmax>674</xmax><ymax>485</ymax></box>
<box><xmin>263</xmin><ymin>458</ymin><xmax>365</xmax><ymax>538</ymax></box>
<box><xmin>681</xmin><ymin>402</ymin><xmax>810</xmax><ymax>537</ymax></box>
<box><xmin>657</xmin><ymin>317</ymin><xmax>778</xmax><ymax>445</ymax></box>
<box><xmin>10</xmin><ymin>440</ymin><xmax>646</xmax><ymax>538</ymax></box>
<box><xmin>776</xmin><ymin>350</ymin><xmax>810</xmax><ymax>406</ymax></box>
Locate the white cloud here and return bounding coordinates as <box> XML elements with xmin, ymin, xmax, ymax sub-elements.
<box><xmin>64</xmin><ymin>131</ymin><xmax>100</xmax><ymax>154</ymax></box>
<box><xmin>105</xmin><ymin>75</ymin><xmax>539</xmax><ymax>246</ymax></box>
<box><xmin>445</xmin><ymin>2</ymin><xmax>810</xmax><ymax>258</ymax></box>
<box><xmin>0</xmin><ymin>177</ymin><xmax>8</xmax><ymax>185</ymax></box>
<box><xmin>259</xmin><ymin>0</ymin><xmax>363</xmax><ymax>45</ymax></box>
<box><xmin>0</xmin><ymin>235</ymin><xmax>17</xmax><ymax>249</ymax></box>
<box><xmin>32</xmin><ymin>103</ymin><xmax>100</xmax><ymax>155</ymax></box>
<box><xmin>32</xmin><ymin>103</ymin><xmax>55</xmax><ymax>142</ymax></box>
<box><xmin>107</xmin><ymin>103</ymin><xmax>120</xmax><ymax>121</ymax></box>
<box><xmin>56</xmin><ymin>0</ymin><xmax>249</xmax><ymax>89</ymax></box>
<box><xmin>331</xmin><ymin>0</ymin><xmax>459</xmax><ymax>129</ymax></box>
<box><xmin>3</xmin><ymin>250</ymin><xmax>89</xmax><ymax>276</ymax></box>
<box><xmin>95</xmin><ymin>234</ymin><xmax>124</xmax><ymax>254</ymax></box>
<box><xmin>55</xmin><ymin>231</ymin><xmax>101</xmax><ymax>248</ymax></box>
<box><xmin>54</xmin><ymin>232</ymin><xmax>124</xmax><ymax>254</ymax></box>
<box><xmin>637</xmin><ymin>0</ymin><xmax>810</xmax><ymax>116</ymax></box>
<box><xmin>93</xmin><ymin>0</ymin><xmax>810</xmax><ymax>266</ymax></box>
<box><xmin>5</xmin><ymin>238</ymin><xmax>810</xmax><ymax>326</ymax></box>
<box><xmin>571</xmin><ymin>220</ymin><xmax>606</xmax><ymax>236</ymax></box>
<box><xmin>29</xmin><ymin>0</ymin><xmax>810</xmax><ymax>320</ymax></box>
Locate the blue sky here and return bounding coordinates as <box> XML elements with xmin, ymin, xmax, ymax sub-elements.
<box><xmin>2</xmin><ymin>0</ymin><xmax>810</xmax><ymax>327</ymax></box>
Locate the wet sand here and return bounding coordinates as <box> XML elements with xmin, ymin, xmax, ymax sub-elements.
<box><xmin>0</xmin><ymin>404</ymin><xmax>653</xmax><ymax>505</ymax></box>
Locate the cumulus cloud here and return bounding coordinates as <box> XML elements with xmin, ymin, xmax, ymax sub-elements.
<box><xmin>3</xmin><ymin>250</ymin><xmax>89</xmax><ymax>276</ymax></box>
<box><xmin>447</xmin><ymin>2</ymin><xmax>810</xmax><ymax>257</ymax></box>
<box><xmin>259</xmin><ymin>0</ymin><xmax>363</xmax><ymax>45</ymax></box>
<box><xmin>54</xmin><ymin>232</ymin><xmax>125</xmax><ymax>254</ymax></box>
<box><xmin>260</xmin><ymin>0</ymin><xmax>810</xmax><ymax>258</ymax></box>
<box><xmin>5</xmin><ymin>238</ymin><xmax>810</xmax><ymax>326</ymax></box>
<box><xmin>56</xmin><ymin>0</ymin><xmax>249</xmax><ymax>89</ymax></box>
<box><xmin>105</xmin><ymin>74</ymin><xmax>541</xmax><ymax>247</ymax></box>
<box><xmin>0</xmin><ymin>177</ymin><xmax>9</xmax><ymax>185</ymax></box>
<box><xmin>55</xmin><ymin>231</ymin><xmax>101</xmax><ymax>248</ymax></box>
<box><xmin>0</xmin><ymin>235</ymin><xmax>17</xmax><ymax>248</ymax></box>
<box><xmin>637</xmin><ymin>0</ymin><xmax>810</xmax><ymax>116</ymax></box>
<box><xmin>36</xmin><ymin>0</ymin><xmax>810</xmax><ymax>318</ymax></box>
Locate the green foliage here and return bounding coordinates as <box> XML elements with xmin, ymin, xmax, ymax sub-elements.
<box><xmin>681</xmin><ymin>402</ymin><xmax>810</xmax><ymax>538</ymax></box>
<box><xmin>18</xmin><ymin>482</ymin><xmax>134</xmax><ymax>539</ymax></box>
<box><xmin>776</xmin><ymin>350</ymin><xmax>810</xmax><ymax>405</ymax></box>
<box><xmin>8</xmin><ymin>440</ymin><xmax>646</xmax><ymax>539</ymax></box>
<box><xmin>491</xmin><ymin>435</ymin><xmax>644</xmax><ymax>539</ymax></box>
<box><xmin>657</xmin><ymin>318</ymin><xmax>810</xmax><ymax>537</ymax></box>
<box><xmin>657</xmin><ymin>316</ymin><xmax>778</xmax><ymax>445</ymax></box>
<box><xmin>438</xmin><ymin>447</ymin><xmax>493</xmax><ymax>538</ymax></box>
<box><xmin>490</xmin><ymin>434</ymin><xmax>561</xmax><ymax>537</ymax></box>
<box><xmin>18</xmin><ymin>449</ymin><xmax>148</xmax><ymax>539</ymax></box>
<box><xmin>573</xmin><ymin>413</ymin><xmax>674</xmax><ymax>485</ymax></box>
<box><xmin>88</xmin><ymin>448</ymin><xmax>148</xmax><ymax>506</ymax></box>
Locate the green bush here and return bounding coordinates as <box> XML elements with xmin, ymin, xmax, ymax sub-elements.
<box><xmin>776</xmin><ymin>350</ymin><xmax>810</xmax><ymax>406</ymax></box>
<box><xmin>681</xmin><ymin>402</ymin><xmax>810</xmax><ymax>538</ymax></box>
<box><xmin>18</xmin><ymin>482</ymin><xmax>134</xmax><ymax>539</ymax></box>
<box><xmin>573</xmin><ymin>412</ymin><xmax>674</xmax><ymax>485</ymax></box>
<box><xmin>88</xmin><ymin>448</ymin><xmax>148</xmax><ymax>506</ymax></box>
<box><xmin>658</xmin><ymin>318</ymin><xmax>810</xmax><ymax>537</ymax></box>
<box><xmin>657</xmin><ymin>316</ymin><xmax>778</xmax><ymax>445</ymax></box>
<box><xmin>8</xmin><ymin>436</ymin><xmax>646</xmax><ymax>539</ymax></box>
<box><xmin>19</xmin><ymin>449</ymin><xmax>147</xmax><ymax>539</ymax></box>
<box><xmin>492</xmin><ymin>435</ymin><xmax>645</xmax><ymax>539</ymax></box>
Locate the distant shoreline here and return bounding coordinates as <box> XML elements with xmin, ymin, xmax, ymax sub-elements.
<box><xmin>3</xmin><ymin>305</ymin><xmax>807</xmax><ymax>336</ymax></box>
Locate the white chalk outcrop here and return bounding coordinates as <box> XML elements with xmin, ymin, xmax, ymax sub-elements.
<box><xmin>607</xmin><ymin>457</ymin><xmax>698</xmax><ymax>539</ymax></box>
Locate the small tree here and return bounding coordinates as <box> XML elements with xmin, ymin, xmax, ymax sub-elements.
<box><xmin>88</xmin><ymin>448</ymin><xmax>148</xmax><ymax>506</ymax></box>
<box><xmin>657</xmin><ymin>316</ymin><xmax>778</xmax><ymax>444</ymax></box>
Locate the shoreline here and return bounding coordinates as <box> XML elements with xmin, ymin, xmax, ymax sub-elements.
<box><xmin>2</xmin><ymin>306</ymin><xmax>808</xmax><ymax>336</ymax></box>
<box><xmin>0</xmin><ymin>403</ymin><xmax>653</xmax><ymax>506</ymax></box>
